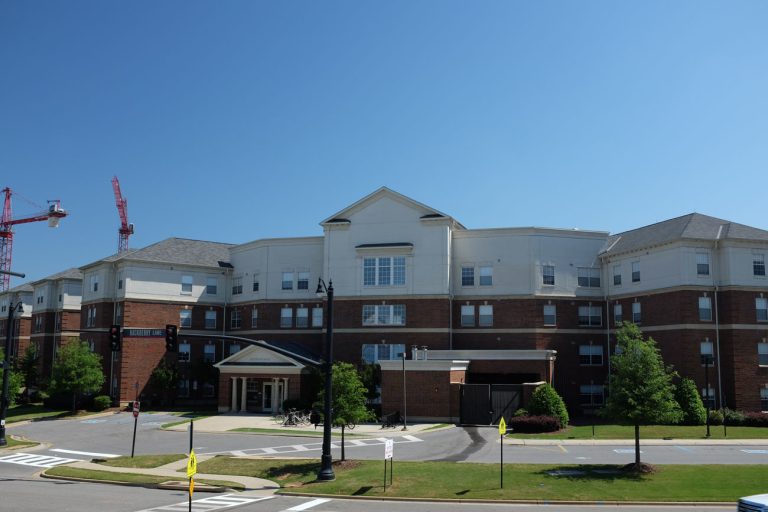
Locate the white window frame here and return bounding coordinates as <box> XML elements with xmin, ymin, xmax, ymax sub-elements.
<box><xmin>699</xmin><ymin>296</ymin><xmax>712</xmax><ymax>321</ymax></box>
<box><xmin>312</xmin><ymin>307</ymin><xmax>323</xmax><ymax>328</ymax></box>
<box><xmin>754</xmin><ymin>254</ymin><xmax>766</xmax><ymax>277</ymax></box>
<box><xmin>362</xmin><ymin>304</ymin><xmax>406</xmax><ymax>326</ymax></box>
<box><xmin>461</xmin><ymin>266</ymin><xmax>475</xmax><ymax>287</ymax></box>
<box><xmin>178</xmin><ymin>343</ymin><xmax>191</xmax><ymax>362</ymax></box>
<box><xmin>181</xmin><ymin>275</ymin><xmax>193</xmax><ymax>295</ymax></box>
<box><xmin>631</xmin><ymin>261</ymin><xmax>640</xmax><ymax>283</ymax></box>
<box><xmin>230</xmin><ymin>309</ymin><xmax>241</xmax><ymax>329</ymax></box>
<box><xmin>478</xmin><ymin>305</ymin><xmax>493</xmax><ymax>327</ymax></box>
<box><xmin>632</xmin><ymin>302</ymin><xmax>641</xmax><ymax>323</ymax></box>
<box><xmin>461</xmin><ymin>305</ymin><xmax>474</xmax><ymax>327</ymax></box>
<box><xmin>542</xmin><ymin>265</ymin><xmax>555</xmax><ymax>286</ymax></box>
<box><xmin>180</xmin><ymin>309</ymin><xmax>192</xmax><ymax>328</ymax></box>
<box><xmin>91</xmin><ymin>275</ymin><xmax>100</xmax><ymax>293</ymax></box>
<box><xmin>251</xmin><ymin>308</ymin><xmax>258</xmax><ymax>328</ymax></box>
<box><xmin>229</xmin><ymin>344</ymin><xmax>241</xmax><ymax>356</ymax></box>
<box><xmin>252</xmin><ymin>273</ymin><xmax>260</xmax><ymax>292</ymax></box>
<box><xmin>205</xmin><ymin>310</ymin><xmax>216</xmax><ymax>329</ymax></box>
<box><xmin>758</xmin><ymin>298</ymin><xmax>768</xmax><ymax>322</ymax></box>
<box><xmin>282</xmin><ymin>272</ymin><xmax>294</xmax><ymax>290</ymax></box>
<box><xmin>543</xmin><ymin>304</ymin><xmax>556</xmax><ymax>326</ymax></box>
<box><xmin>579</xmin><ymin>345</ymin><xmax>603</xmax><ymax>366</ymax></box>
<box><xmin>206</xmin><ymin>277</ymin><xmax>218</xmax><ymax>295</ymax></box>
<box><xmin>578</xmin><ymin>305</ymin><xmax>601</xmax><ymax>326</ymax></box>
<box><xmin>361</xmin><ymin>343</ymin><xmax>406</xmax><ymax>364</ymax></box>
<box><xmin>577</xmin><ymin>267</ymin><xmax>601</xmax><ymax>288</ymax></box>
<box><xmin>700</xmin><ymin>340</ymin><xmax>714</xmax><ymax>365</ymax></box>
<box><xmin>696</xmin><ymin>252</ymin><xmax>710</xmax><ymax>276</ymax></box>
<box><xmin>579</xmin><ymin>384</ymin><xmax>604</xmax><ymax>406</ymax></box>
<box><xmin>297</xmin><ymin>272</ymin><xmax>310</xmax><ymax>290</ymax></box>
<box><xmin>203</xmin><ymin>344</ymin><xmax>216</xmax><ymax>363</ymax></box>
<box><xmin>614</xmin><ymin>304</ymin><xmax>623</xmax><ymax>325</ymax></box>
<box><xmin>758</xmin><ymin>343</ymin><xmax>768</xmax><ymax>366</ymax></box>
<box><xmin>363</xmin><ymin>256</ymin><xmax>406</xmax><ymax>287</ymax></box>
<box><xmin>613</xmin><ymin>265</ymin><xmax>621</xmax><ymax>286</ymax></box>
<box><xmin>280</xmin><ymin>307</ymin><xmax>293</xmax><ymax>328</ymax></box>
<box><xmin>479</xmin><ymin>266</ymin><xmax>493</xmax><ymax>286</ymax></box>
<box><xmin>232</xmin><ymin>276</ymin><xmax>243</xmax><ymax>295</ymax></box>
<box><xmin>296</xmin><ymin>307</ymin><xmax>309</xmax><ymax>328</ymax></box>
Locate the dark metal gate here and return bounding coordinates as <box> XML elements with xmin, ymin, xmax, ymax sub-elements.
<box><xmin>459</xmin><ymin>384</ymin><xmax>521</xmax><ymax>425</ymax></box>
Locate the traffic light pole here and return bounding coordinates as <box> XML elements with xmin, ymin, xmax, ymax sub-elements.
<box><xmin>0</xmin><ymin>301</ymin><xmax>22</xmax><ymax>446</ymax></box>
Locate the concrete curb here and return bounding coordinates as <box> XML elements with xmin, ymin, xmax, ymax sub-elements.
<box><xmin>505</xmin><ymin>437</ymin><xmax>768</xmax><ymax>446</ymax></box>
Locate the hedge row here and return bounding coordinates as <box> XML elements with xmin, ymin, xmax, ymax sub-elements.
<box><xmin>508</xmin><ymin>414</ymin><xmax>562</xmax><ymax>433</ymax></box>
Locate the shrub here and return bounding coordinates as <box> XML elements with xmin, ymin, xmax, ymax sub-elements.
<box><xmin>675</xmin><ymin>378</ymin><xmax>706</xmax><ymax>425</ymax></box>
<box><xmin>743</xmin><ymin>412</ymin><xmax>768</xmax><ymax>428</ymax></box>
<box><xmin>528</xmin><ymin>383</ymin><xmax>569</xmax><ymax>427</ymax></box>
<box><xmin>513</xmin><ymin>407</ymin><xmax>528</xmax><ymax>417</ymax></box>
<box><xmin>91</xmin><ymin>395</ymin><xmax>111</xmax><ymax>411</ymax></box>
<box><xmin>508</xmin><ymin>415</ymin><xmax>562</xmax><ymax>433</ymax></box>
<box><xmin>708</xmin><ymin>409</ymin><xmax>724</xmax><ymax>425</ymax></box>
<box><xmin>723</xmin><ymin>408</ymin><xmax>746</xmax><ymax>426</ymax></box>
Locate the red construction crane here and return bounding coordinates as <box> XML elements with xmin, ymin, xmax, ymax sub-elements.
<box><xmin>0</xmin><ymin>187</ymin><xmax>67</xmax><ymax>292</ymax></box>
<box><xmin>111</xmin><ymin>176</ymin><xmax>134</xmax><ymax>253</ymax></box>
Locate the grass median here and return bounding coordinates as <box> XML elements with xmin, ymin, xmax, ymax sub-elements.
<box><xmin>510</xmin><ymin>424</ymin><xmax>768</xmax><ymax>440</ymax></box>
<box><xmin>44</xmin><ymin>466</ymin><xmax>244</xmax><ymax>491</ymax></box>
<box><xmin>196</xmin><ymin>456</ymin><xmax>765</xmax><ymax>502</ymax></box>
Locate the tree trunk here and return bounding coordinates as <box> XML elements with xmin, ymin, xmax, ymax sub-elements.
<box><xmin>634</xmin><ymin>423</ymin><xmax>641</xmax><ymax>466</ymax></box>
<box><xmin>341</xmin><ymin>424</ymin><xmax>346</xmax><ymax>461</ymax></box>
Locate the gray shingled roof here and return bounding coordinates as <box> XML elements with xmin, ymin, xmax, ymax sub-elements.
<box><xmin>115</xmin><ymin>238</ymin><xmax>234</xmax><ymax>267</ymax></box>
<box><xmin>31</xmin><ymin>267</ymin><xmax>83</xmax><ymax>284</ymax></box>
<box><xmin>601</xmin><ymin>213</ymin><xmax>768</xmax><ymax>256</ymax></box>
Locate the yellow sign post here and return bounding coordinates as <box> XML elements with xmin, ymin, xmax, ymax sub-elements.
<box><xmin>187</xmin><ymin>448</ymin><xmax>197</xmax><ymax>504</ymax></box>
<box><xmin>498</xmin><ymin>417</ymin><xmax>506</xmax><ymax>488</ymax></box>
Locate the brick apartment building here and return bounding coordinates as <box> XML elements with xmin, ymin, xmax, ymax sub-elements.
<box><xmin>2</xmin><ymin>187</ymin><xmax>768</xmax><ymax>422</ymax></box>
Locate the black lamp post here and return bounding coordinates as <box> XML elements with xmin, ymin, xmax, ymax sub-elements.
<box><xmin>316</xmin><ymin>278</ymin><xmax>335</xmax><ymax>481</ymax></box>
<box><xmin>0</xmin><ymin>300</ymin><xmax>23</xmax><ymax>446</ymax></box>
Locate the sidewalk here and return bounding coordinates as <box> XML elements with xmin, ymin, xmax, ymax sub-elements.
<box><xmin>505</xmin><ymin>437</ymin><xmax>768</xmax><ymax>445</ymax></box>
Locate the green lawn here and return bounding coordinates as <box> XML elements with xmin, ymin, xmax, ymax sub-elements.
<box><xmin>4</xmin><ymin>436</ymin><xmax>38</xmax><ymax>449</ymax></box>
<box><xmin>229</xmin><ymin>427</ymin><xmax>364</xmax><ymax>438</ymax></box>
<box><xmin>509</xmin><ymin>424</ymin><xmax>768</xmax><ymax>440</ymax></box>
<box><xmin>44</xmin><ymin>466</ymin><xmax>244</xmax><ymax>491</ymax></box>
<box><xmin>99</xmin><ymin>454</ymin><xmax>186</xmax><ymax>468</ymax></box>
<box><xmin>196</xmin><ymin>457</ymin><xmax>765</xmax><ymax>501</ymax></box>
<box><xmin>5</xmin><ymin>404</ymin><xmax>71</xmax><ymax>423</ymax></box>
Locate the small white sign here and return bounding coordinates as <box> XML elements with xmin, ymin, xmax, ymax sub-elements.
<box><xmin>384</xmin><ymin>439</ymin><xmax>394</xmax><ymax>460</ymax></box>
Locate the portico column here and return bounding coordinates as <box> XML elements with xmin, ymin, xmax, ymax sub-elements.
<box><xmin>271</xmin><ymin>378</ymin><xmax>279</xmax><ymax>413</ymax></box>
<box><xmin>282</xmin><ymin>378</ymin><xmax>289</xmax><ymax>404</ymax></box>
<box><xmin>240</xmin><ymin>377</ymin><xmax>248</xmax><ymax>412</ymax></box>
<box><xmin>230</xmin><ymin>377</ymin><xmax>237</xmax><ymax>411</ymax></box>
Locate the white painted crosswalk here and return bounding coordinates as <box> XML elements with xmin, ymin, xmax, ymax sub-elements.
<box><xmin>0</xmin><ymin>452</ymin><xmax>79</xmax><ymax>468</ymax></box>
<box><xmin>135</xmin><ymin>494</ymin><xmax>273</xmax><ymax>512</ymax></box>
<box><xmin>202</xmin><ymin>435</ymin><xmax>422</xmax><ymax>458</ymax></box>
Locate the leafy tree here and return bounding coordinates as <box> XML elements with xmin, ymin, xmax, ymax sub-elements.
<box><xmin>603</xmin><ymin>323</ymin><xmax>682</xmax><ymax>470</ymax></box>
<box><xmin>675</xmin><ymin>377</ymin><xmax>706</xmax><ymax>426</ymax></box>
<box><xmin>49</xmin><ymin>340</ymin><xmax>105</xmax><ymax>412</ymax></box>
<box><xmin>0</xmin><ymin>348</ymin><xmax>22</xmax><ymax>408</ymax></box>
<box><xmin>317</xmin><ymin>362</ymin><xmax>375</xmax><ymax>460</ymax></box>
<box><xmin>151</xmin><ymin>358</ymin><xmax>180</xmax><ymax>406</ymax></box>
<box><xmin>528</xmin><ymin>383</ymin><xmax>569</xmax><ymax>427</ymax></box>
<box><xmin>16</xmin><ymin>344</ymin><xmax>40</xmax><ymax>402</ymax></box>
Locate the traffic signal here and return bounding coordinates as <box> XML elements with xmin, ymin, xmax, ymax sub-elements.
<box><xmin>165</xmin><ymin>324</ymin><xmax>178</xmax><ymax>352</ymax></box>
<box><xmin>109</xmin><ymin>324</ymin><xmax>122</xmax><ymax>352</ymax></box>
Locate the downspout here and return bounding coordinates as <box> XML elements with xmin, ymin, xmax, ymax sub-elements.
<box><xmin>714</xmin><ymin>227</ymin><xmax>724</xmax><ymax>410</ymax></box>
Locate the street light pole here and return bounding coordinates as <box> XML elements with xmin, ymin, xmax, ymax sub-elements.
<box><xmin>316</xmin><ymin>278</ymin><xmax>335</xmax><ymax>481</ymax></box>
<box><xmin>401</xmin><ymin>351</ymin><xmax>407</xmax><ymax>431</ymax></box>
<box><xmin>704</xmin><ymin>354</ymin><xmax>712</xmax><ymax>438</ymax></box>
<box><xmin>0</xmin><ymin>300</ymin><xmax>22</xmax><ymax>446</ymax></box>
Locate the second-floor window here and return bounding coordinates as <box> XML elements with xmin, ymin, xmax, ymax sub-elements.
<box><xmin>479</xmin><ymin>266</ymin><xmax>493</xmax><ymax>286</ymax></box>
<box><xmin>755</xmin><ymin>254</ymin><xmax>766</xmax><ymax>277</ymax></box>
<box><xmin>362</xmin><ymin>343</ymin><xmax>405</xmax><ymax>364</ymax></box>
<box><xmin>697</xmin><ymin>253</ymin><xmax>710</xmax><ymax>276</ymax></box>
<box><xmin>280</xmin><ymin>307</ymin><xmax>293</xmax><ymax>328</ymax></box>
<box><xmin>632</xmin><ymin>302</ymin><xmax>642</xmax><ymax>323</ymax></box>
<box><xmin>757</xmin><ymin>298</ymin><xmax>768</xmax><ymax>322</ymax></box>
<box><xmin>206</xmin><ymin>278</ymin><xmax>218</xmax><ymax>295</ymax></box>
<box><xmin>204</xmin><ymin>344</ymin><xmax>216</xmax><ymax>363</ymax></box>
<box><xmin>180</xmin><ymin>310</ymin><xmax>192</xmax><ymax>328</ymax></box>
<box><xmin>282</xmin><ymin>272</ymin><xmax>294</xmax><ymax>290</ymax></box>
<box><xmin>578</xmin><ymin>267</ymin><xmax>601</xmax><ymax>288</ymax></box>
<box><xmin>614</xmin><ymin>304</ymin><xmax>623</xmax><ymax>325</ymax></box>
<box><xmin>759</xmin><ymin>342</ymin><xmax>768</xmax><ymax>366</ymax></box>
<box><xmin>363</xmin><ymin>257</ymin><xmax>406</xmax><ymax>287</ymax></box>
<box><xmin>297</xmin><ymin>272</ymin><xmax>310</xmax><ymax>290</ymax></box>
<box><xmin>231</xmin><ymin>309</ymin><xmax>241</xmax><ymax>329</ymax></box>
<box><xmin>461</xmin><ymin>305</ymin><xmax>475</xmax><ymax>327</ymax></box>
<box><xmin>205</xmin><ymin>310</ymin><xmax>216</xmax><ymax>329</ymax></box>
<box><xmin>542</xmin><ymin>265</ymin><xmax>555</xmax><ymax>286</ymax></box>
<box><xmin>91</xmin><ymin>275</ymin><xmax>99</xmax><ymax>292</ymax></box>
<box><xmin>478</xmin><ymin>305</ymin><xmax>493</xmax><ymax>326</ymax></box>
<box><xmin>578</xmin><ymin>305</ymin><xmax>601</xmax><ymax>326</ymax></box>
<box><xmin>312</xmin><ymin>307</ymin><xmax>323</xmax><ymax>328</ymax></box>
<box><xmin>699</xmin><ymin>296</ymin><xmax>712</xmax><ymax>321</ymax></box>
<box><xmin>579</xmin><ymin>344</ymin><xmax>603</xmax><ymax>365</ymax></box>
<box><xmin>362</xmin><ymin>304</ymin><xmax>406</xmax><ymax>326</ymax></box>
<box><xmin>631</xmin><ymin>261</ymin><xmax>641</xmax><ymax>282</ymax></box>
<box><xmin>181</xmin><ymin>275</ymin><xmax>192</xmax><ymax>294</ymax></box>
<box><xmin>613</xmin><ymin>265</ymin><xmax>622</xmax><ymax>286</ymax></box>
<box><xmin>232</xmin><ymin>276</ymin><xmax>243</xmax><ymax>295</ymax></box>
<box><xmin>543</xmin><ymin>304</ymin><xmax>556</xmax><ymax>326</ymax></box>
<box><xmin>461</xmin><ymin>266</ymin><xmax>474</xmax><ymax>286</ymax></box>
<box><xmin>296</xmin><ymin>307</ymin><xmax>309</xmax><ymax>328</ymax></box>
<box><xmin>178</xmin><ymin>343</ymin><xmax>190</xmax><ymax>362</ymax></box>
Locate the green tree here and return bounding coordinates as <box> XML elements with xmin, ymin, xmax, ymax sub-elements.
<box><xmin>151</xmin><ymin>358</ymin><xmax>179</xmax><ymax>406</ymax></box>
<box><xmin>603</xmin><ymin>323</ymin><xmax>682</xmax><ymax>469</ymax></box>
<box><xmin>528</xmin><ymin>383</ymin><xmax>569</xmax><ymax>427</ymax></box>
<box><xmin>0</xmin><ymin>348</ymin><xmax>22</xmax><ymax>408</ymax></box>
<box><xmin>317</xmin><ymin>362</ymin><xmax>375</xmax><ymax>460</ymax></box>
<box><xmin>16</xmin><ymin>344</ymin><xmax>40</xmax><ymax>403</ymax></box>
<box><xmin>49</xmin><ymin>340</ymin><xmax>105</xmax><ymax>412</ymax></box>
<box><xmin>675</xmin><ymin>377</ymin><xmax>707</xmax><ymax>425</ymax></box>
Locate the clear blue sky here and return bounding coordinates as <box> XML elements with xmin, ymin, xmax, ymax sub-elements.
<box><xmin>1</xmin><ymin>1</ymin><xmax>766</xmax><ymax>286</ymax></box>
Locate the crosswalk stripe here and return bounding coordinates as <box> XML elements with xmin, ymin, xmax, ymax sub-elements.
<box><xmin>287</xmin><ymin>498</ymin><xmax>331</xmax><ymax>511</ymax></box>
<box><xmin>134</xmin><ymin>495</ymin><xmax>273</xmax><ymax>512</ymax></box>
<box><xmin>51</xmin><ymin>448</ymin><xmax>120</xmax><ymax>458</ymax></box>
<box><xmin>0</xmin><ymin>452</ymin><xmax>79</xmax><ymax>468</ymax></box>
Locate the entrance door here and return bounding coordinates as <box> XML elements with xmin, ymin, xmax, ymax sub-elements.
<box><xmin>262</xmin><ymin>382</ymin><xmax>274</xmax><ymax>412</ymax></box>
<box><xmin>490</xmin><ymin>384</ymin><xmax>522</xmax><ymax>425</ymax></box>
<box><xmin>460</xmin><ymin>384</ymin><xmax>492</xmax><ymax>425</ymax></box>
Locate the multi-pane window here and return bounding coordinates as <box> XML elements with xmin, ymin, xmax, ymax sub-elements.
<box><xmin>312</xmin><ymin>307</ymin><xmax>323</xmax><ymax>328</ymax></box>
<box><xmin>542</xmin><ymin>265</ymin><xmax>555</xmax><ymax>286</ymax></box>
<box><xmin>758</xmin><ymin>343</ymin><xmax>768</xmax><ymax>366</ymax></box>
<box><xmin>180</xmin><ymin>310</ymin><xmax>192</xmax><ymax>328</ymax></box>
<box><xmin>632</xmin><ymin>302</ymin><xmax>642</xmax><ymax>323</ymax></box>
<box><xmin>282</xmin><ymin>272</ymin><xmax>293</xmax><ymax>290</ymax></box>
<box><xmin>701</xmin><ymin>387</ymin><xmax>715</xmax><ymax>409</ymax></box>
<box><xmin>578</xmin><ymin>306</ymin><xmax>601</xmax><ymax>326</ymax></box>
<box><xmin>479</xmin><ymin>305</ymin><xmax>493</xmax><ymax>327</ymax></box>
<box><xmin>251</xmin><ymin>308</ymin><xmax>258</xmax><ymax>328</ymax></box>
<box><xmin>577</xmin><ymin>268</ymin><xmax>601</xmax><ymax>287</ymax></box>
<box><xmin>361</xmin><ymin>343</ymin><xmax>406</xmax><ymax>364</ymax></box>
<box><xmin>230</xmin><ymin>309</ymin><xmax>241</xmax><ymax>329</ymax></box>
<box><xmin>543</xmin><ymin>305</ymin><xmax>556</xmax><ymax>326</ymax></box>
<box><xmin>181</xmin><ymin>275</ymin><xmax>192</xmax><ymax>294</ymax></box>
<box><xmin>479</xmin><ymin>266</ymin><xmax>493</xmax><ymax>286</ymax></box>
<box><xmin>252</xmin><ymin>274</ymin><xmax>260</xmax><ymax>292</ymax></box>
<box><xmin>232</xmin><ymin>277</ymin><xmax>243</xmax><ymax>295</ymax></box>
<box><xmin>461</xmin><ymin>305</ymin><xmax>475</xmax><ymax>327</ymax></box>
<box><xmin>205</xmin><ymin>310</ymin><xmax>216</xmax><ymax>329</ymax></box>
<box><xmin>757</xmin><ymin>298</ymin><xmax>768</xmax><ymax>321</ymax></box>
<box><xmin>297</xmin><ymin>272</ymin><xmax>310</xmax><ymax>290</ymax></box>
<box><xmin>754</xmin><ymin>254</ymin><xmax>766</xmax><ymax>276</ymax></box>
<box><xmin>761</xmin><ymin>388</ymin><xmax>768</xmax><ymax>411</ymax></box>
<box><xmin>613</xmin><ymin>265</ymin><xmax>622</xmax><ymax>286</ymax></box>
<box><xmin>631</xmin><ymin>261</ymin><xmax>640</xmax><ymax>282</ymax></box>
<box><xmin>461</xmin><ymin>266</ymin><xmax>475</xmax><ymax>286</ymax></box>
<box><xmin>579</xmin><ymin>384</ymin><xmax>604</xmax><ymax>406</ymax></box>
<box><xmin>699</xmin><ymin>296</ymin><xmax>713</xmax><ymax>321</ymax></box>
<box><xmin>700</xmin><ymin>340</ymin><xmax>714</xmax><ymax>365</ymax></box>
<box><xmin>614</xmin><ymin>304</ymin><xmax>623</xmax><ymax>325</ymax></box>
<box><xmin>178</xmin><ymin>343</ymin><xmax>191</xmax><ymax>362</ymax></box>
<box><xmin>579</xmin><ymin>345</ymin><xmax>603</xmax><ymax>366</ymax></box>
<box><xmin>362</xmin><ymin>304</ymin><xmax>406</xmax><ymax>326</ymax></box>
<box><xmin>363</xmin><ymin>257</ymin><xmax>406</xmax><ymax>286</ymax></box>
<box><xmin>296</xmin><ymin>307</ymin><xmax>309</xmax><ymax>328</ymax></box>
<box><xmin>696</xmin><ymin>253</ymin><xmax>710</xmax><ymax>276</ymax></box>
<box><xmin>203</xmin><ymin>344</ymin><xmax>216</xmax><ymax>363</ymax></box>
<box><xmin>86</xmin><ymin>306</ymin><xmax>96</xmax><ymax>328</ymax></box>
<box><xmin>280</xmin><ymin>308</ymin><xmax>293</xmax><ymax>328</ymax></box>
<box><xmin>206</xmin><ymin>277</ymin><xmax>218</xmax><ymax>295</ymax></box>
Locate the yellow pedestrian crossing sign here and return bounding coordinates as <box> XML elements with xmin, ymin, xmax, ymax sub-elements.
<box><xmin>499</xmin><ymin>417</ymin><xmax>507</xmax><ymax>436</ymax></box>
<box><xmin>187</xmin><ymin>449</ymin><xmax>197</xmax><ymax>478</ymax></box>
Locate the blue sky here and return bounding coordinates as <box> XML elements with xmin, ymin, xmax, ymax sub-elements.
<box><xmin>1</xmin><ymin>1</ymin><xmax>766</xmax><ymax>286</ymax></box>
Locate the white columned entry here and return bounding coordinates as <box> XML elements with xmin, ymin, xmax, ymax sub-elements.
<box><xmin>271</xmin><ymin>378</ymin><xmax>279</xmax><ymax>413</ymax></box>
<box><xmin>230</xmin><ymin>377</ymin><xmax>237</xmax><ymax>412</ymax></box>
<box><xmin>282</xmin><ymin>378</ymin><xmax>289</xmax><ymax>405</ymax></box>
<box><xmin>240</xmin><ymin>377</ymin><xmax>248</xmax><ymax>413</ymax></box>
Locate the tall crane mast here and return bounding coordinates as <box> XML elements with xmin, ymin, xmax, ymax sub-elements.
<box><xmin>0</xmin><ymin>187</ymin><xmax>67</xmax><ymax>292</ymax></box>
<box><xmin>111</xmin><ymin>176</ymin><xmax>134</xmax><ymax>253</ymax></box>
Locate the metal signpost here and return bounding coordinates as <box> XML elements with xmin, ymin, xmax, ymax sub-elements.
<box><xmin>130</xmin><ymin>400</ymin><xmax>140</xmax><ymax>457</ymax></box>
<box><xmin>384</xmin><ymin>438</ymin><xmax>394</xmax><ymax>491</ymax></box>
<box><xmin>187</xmin><ymin>421</ymin><xmax>196</xmax><ymax>512</ymax></box>
<box><xmin>498</xmin><ymin>417</ymin><xmax>507</xmax><ymax>489</ymax></box>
